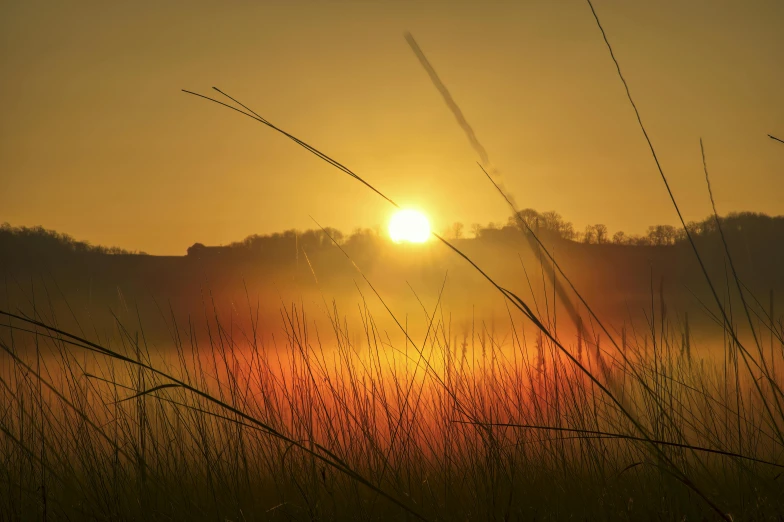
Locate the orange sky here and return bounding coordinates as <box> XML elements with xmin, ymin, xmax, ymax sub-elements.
<box><xmin>1</xmin><ymin>0</ymin><xmax>782</xmax><ymax>255</ymax></box>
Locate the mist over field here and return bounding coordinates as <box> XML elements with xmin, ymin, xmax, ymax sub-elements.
<box><xmin>3</xmin><ymin>211</ymin><xmax>783</xmax><ymax>351</ymax></box>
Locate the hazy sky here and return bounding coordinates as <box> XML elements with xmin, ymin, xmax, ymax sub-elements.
<box><xmin>2</xmin><ymin>0</ymin><xmax>782</xmax><ymax>255</ymax></box>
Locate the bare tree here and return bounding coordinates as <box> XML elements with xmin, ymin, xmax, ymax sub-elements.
<box><xmin>583</xmin><ymin>225</ymin><xmax>596</xmax><ymax>244</ymax></box>
<box><xmin>451</xmin><ymin>222</ymin><xmax>464</xmax><ymax>239</ymax></box>
<box><xmin>646</xmin><ymin>224</ymin><xmax>677</xmax><ymax>245</ymax></box>
<box><xmin>594</xmin><ymin>224</ymin><xmax>608</xmax><ymax>244</ymax></box>
<box><xmin>509</xmin><ymin>209</ymin><xmax>540</xmax><ymax>229</ymax></box>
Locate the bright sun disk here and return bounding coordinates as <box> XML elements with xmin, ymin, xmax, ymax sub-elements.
<box><xmin>388</xmin><ymin>209</ymin><xmax>431</xmax><ymax>244</ymax></box>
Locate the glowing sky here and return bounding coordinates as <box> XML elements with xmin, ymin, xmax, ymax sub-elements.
<box><xmin>2</xmin><ymin>0</ymin><xmax>782</xmax><ymax>255</ymax></box>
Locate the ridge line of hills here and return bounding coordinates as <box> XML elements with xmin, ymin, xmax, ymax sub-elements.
<box><xmin>3</xmin><ymin>209</ymin><xmax>782</xmax><ymax>260</ymax></box>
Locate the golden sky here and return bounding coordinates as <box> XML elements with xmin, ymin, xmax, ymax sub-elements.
<box><xmin>1</xmin><ymin>0</ymin><xmax>782</xmax><ymax>255</ymax></box>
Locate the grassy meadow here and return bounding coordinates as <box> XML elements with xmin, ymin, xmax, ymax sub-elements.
<box><xmin>1</xmin><ymin>263</ymin><xmax>783</xmax><ymax>521</ymax></box>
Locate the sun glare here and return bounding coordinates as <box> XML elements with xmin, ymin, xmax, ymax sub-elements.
<box><xmin>388</xmin><ymin>209</ymin><xmax>431</xmax><ymax>244</ymax></box>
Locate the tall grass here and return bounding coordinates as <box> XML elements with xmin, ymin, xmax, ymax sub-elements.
<box><xmin>1</xmin><ymin>274</ymin><xmax>783</xmax><ymax>520</ymax></box>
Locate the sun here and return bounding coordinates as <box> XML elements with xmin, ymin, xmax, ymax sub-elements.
<box><xmin>388</xmin><ymin>209</ymin><xmax>431</xmax><ymax>244</ymax></box>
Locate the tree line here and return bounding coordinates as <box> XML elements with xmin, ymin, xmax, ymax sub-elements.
<box><xmin>444</xmin><ymin>209</ymin><xmax>784</xmax><ymax>247</ymax></box>
<box><xmin>3</xmin><ymin>209</ymin><xmax>782</xmax><ymax>260</ymax></box>
<box><xmin>0</xmin><ymin>223</ymin><xmax>145</xmax><ymax>256</ymax></box>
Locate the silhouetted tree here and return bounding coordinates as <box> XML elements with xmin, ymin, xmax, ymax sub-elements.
<box><xmin>509</xmin><ymin>209</ymin><xmax>540</xmax><ymax>229</ymax></box>
<box><xmin>647</xmin><ymin>225</ymin><xmax>677</xmax><ymax>245</ymax></box>
<box><xmin>594</xmin><ymin>224</ymin><xmax>608</xmax><ymax>244</ymax></box>
<box><xmin>583</xmin><ymin>225</ymin><xmax>596</xmax><ymax>244</ymax></box>
<box><xmin>451</xmin><ymin>222</ymin><xmax>464</xmax><ymax>239</ymax></box>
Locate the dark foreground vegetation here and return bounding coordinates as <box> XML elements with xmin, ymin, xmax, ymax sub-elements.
<box><xmin>1</xmin><ymin>257</ymin><xmax>783</xmax><ymax>520</ymax></box>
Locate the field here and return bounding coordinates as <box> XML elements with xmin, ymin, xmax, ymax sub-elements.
<box><xmin>2</xmin><ymin>2</ymin><xmax>783</xmax><ymax>520</ymax></box>
<box><xmin>2</xmin><ymin>221</ymin><xmax>784</xmax><ymax>521</ymax></box>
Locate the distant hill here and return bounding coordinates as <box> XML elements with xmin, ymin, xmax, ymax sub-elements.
<box><xmin>0</xmin><ymin>223</ymin><xmax>147</xmax><ymax>258</ymax></box>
